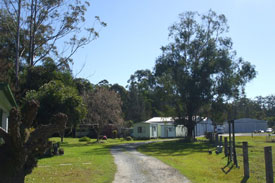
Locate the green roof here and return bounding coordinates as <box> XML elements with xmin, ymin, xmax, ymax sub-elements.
<box><xmin>0</xmin><ymin>83</ymin><xmax>17</xmax><ymax>110</ymax></box>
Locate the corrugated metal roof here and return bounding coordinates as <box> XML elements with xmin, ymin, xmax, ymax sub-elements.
<box><xmin>144</xmin><ymin>117</ymin><xmax>211</xmax><ymax>124</ymax></box>
<box><xmin>144</xmin><ymin>117</ymin><xmax>175</xmax><ymax>123</ymax></box>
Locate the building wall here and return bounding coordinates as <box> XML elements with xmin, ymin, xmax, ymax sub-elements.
<box><xmin>134</xmin><ymin>121</ymin><xmax>187</xmax><ymax>138</ymax></box>
<box><xmin>160</xmin><ymin>125</ymin><xmax>176</xmax><ymax>138</ymax></box>
<box><xmin>176</xmin><ymin>125</ymin><xmax>187</xmax><ymax>137</ymax></box>
<box><xmin>0</xmin><ymin>107</ymin><xmax>8</xmax><ymax>132</ymax></box>
<box><xmin>149</xmin><ymin>124</ymin><xmax>158</xmax><ymax>138</ymax></box>
<box><xmin>223</xmin><ymin>118</ymin><xmax>267</xmax><ymax>133</ymax></box>
<box><xmin>195</xmin><ymin>119</ymin><xmax>214</xmax><ymax>136</ymax></box>
<box><xmin>133</xmin><ymin>123</ymin><xmax>150</xmax><ymax>138</ymax></box>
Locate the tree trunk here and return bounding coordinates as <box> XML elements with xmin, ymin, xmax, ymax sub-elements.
<box><xmin>28</xmin><ymin>0</ymin><xmax>34</xmax><ymax>66</ymax></box>
<box><xmin>72</xmin><ymin>125</ymin><xmax>76</xmax><ymax>138</ymax></box>
<box><xmin>15</xmin><ymin>0</ymin><xmax>21</xmax><ymax>88</ymax></box>
<box><xmin>60</xmin><ymin>131</ymin><xmax>64</xmax><ymax>143</ymax></box>
<box><xmin>2</xmin><ymin>170</ymin><xmax>25</xmax><ymax>183</ymax></box>
<box><xmin>97</xmin><ymin>132</ymin><xmax>100</xmax><ymax>142</ymax></box>
<box><xmin>187</xmin><ymin>126</ymin><xmax>193</xmax><ymax>138</ymax></box>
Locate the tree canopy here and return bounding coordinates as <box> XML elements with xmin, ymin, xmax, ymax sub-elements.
<box><xmin>153</xmin><ymin>10</ymin><xmax>256</xmax><ymax>137</ymax></box>
<box><xmin>24</xmin><ymin>80</ymin><xmax>86</xmax><ymax>128</ymax></box>
<box><xmin>84</xmin><ymin>87</ymin><xmax>123</xmax><ymax>142</ymax></box>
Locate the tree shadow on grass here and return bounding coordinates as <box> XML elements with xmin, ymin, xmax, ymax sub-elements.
<box><xmin>240</xmin><ymin>177</ymin><xmax>249</xmax><ymax>183</ymax></box>
<box><xmin>137</xmin><ymin>140</ymin><xmax>216</xmax><ymax>156</ymax></box>
<box><xmin>221</xmin><ymin>163</ymin><xmax>234</xmax><ymax>174</ymax></box>
<box><xmin>60</xmin><ymin>142</ymin><xmax>92</xmax><ymax>148</ymax></box>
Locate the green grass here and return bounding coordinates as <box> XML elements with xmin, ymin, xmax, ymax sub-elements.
<box><xmin>25</xmin><ymin>137</ymin><xmax>164</xmax><ymax>183</ymax></box>
<box><xmin>25</xmin><ymin>138</ymin><xmax>129</xmax><ymax>183</ymax></box>
<box><xmin>138</xmin><ymin>136</ymin><xmax>275</xmax><ymax>183</ymax></box>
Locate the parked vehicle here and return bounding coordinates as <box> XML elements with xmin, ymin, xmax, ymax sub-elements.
<box><xmin>266</xmin><ymin>128</ymin><xmax>273</xmax><ymax>133</ymax></box>
<box><xmin>254</xmin><ymin>129</ymin><xmax>264</xmax><ymax>133</ymax></box>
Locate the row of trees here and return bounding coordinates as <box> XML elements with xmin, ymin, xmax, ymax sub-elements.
<box><xmin>0</xmin><ymin>4</ymin><xmax>272</xmax><ymax>182</ymax></box>
<box><xmin>0</xmin><ymin>1</ymin><xmax>117</xmax><ymax>182</ymax></box>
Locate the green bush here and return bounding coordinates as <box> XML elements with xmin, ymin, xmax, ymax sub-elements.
<box><xmin>58</xmin><ymin>148</ymin><xmax>64</xmax><ymax>155</ymax></box>
<box><xmin>125</xmin><ymin>136</ymin><xmax>133</xmax><ymax>141</ymax></box>
<box><xmin>112</xmin><ymin>130</ymin><xmax>118</xmax><ymax>138</ymax></box>
<box><xmin>79</xmin><ymin>136</ymin><xmax>91</xmax><ymax>142</ymax></box>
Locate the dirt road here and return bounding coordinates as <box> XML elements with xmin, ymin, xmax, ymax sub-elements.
<box><xmin>111</xmin><ymin>142</ymin><xmax>190</xmax><ymax>183</ymax></box>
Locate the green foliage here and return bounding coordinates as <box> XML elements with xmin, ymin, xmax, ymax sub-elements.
<box><xmin>124</xmin><ymin>120</ymin><xmax>134</xmax><ymax>128</ymax></box>
<box><xmin>125</xmin><ymin>136</ymin><xmax>133</xmax><ymax>141</ymax></box>
<box><xmin>58</xmin><ymin>148</ymin><xmax>64</xmax><ymax>155</ymax></box>
<box><xmin>266</xmin><ymin>117</ymin><xmax>275</xmax><ymax>127</ymax></box>
<box><xmin>78</xmin><ymin>136</ymin><xmax>91</xmax><ymax>142</ymax></box>
<box><xmin>112</xmin><ymin>130</ymin><xmax>118</xmax><ymax>138</ymax></box>
<box><xmin>126</xmin><ymin>69</ymin><xmax>155</xmax><ymax>122</ymax></box>
<box><xmin>154</xmin><ymin>10</ymin><xmax>256</xmax><ymax>136</ymax></box>
<box><xmin>74</xmin><ymin>78</ymin><xmax>94</xmax><ymax>95</ymax></box>
<box><xmin>24</xmin><ymin>80</ymin><xmax>86</xmax><ymax>127</ymax></box>
<box><xmin>1</xmin><ymin>0</ymin><xmax>106</xmax><ymax>67</ymax></box>
<box><xmin>20</xmin><ymin>61</ymin><xmax>74</xmax><ymax>92</ymax></box>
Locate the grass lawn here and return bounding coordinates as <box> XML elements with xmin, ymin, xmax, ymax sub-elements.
<box><xmin>138</xmin><ymin>136</ymin><xmax>275</xmax><ymax>183</ymax></box>
<box><xmin>25</xmin><ymin>137</ymin><xmax>163</xmax><ymax>183</ymax></box>
<box><xmin>25</xmin><ymin>137</ymin><xmax>130</xmax><ymax>183</ymax></box>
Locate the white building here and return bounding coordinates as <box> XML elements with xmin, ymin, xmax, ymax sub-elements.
<box><xmin>0</xmin><ymin>83</ymin><xmax>17</xmax><ymax>132</ymax></box>
<box><xmin>133</xmin><ymin>117</ymin><xmax>187</xmax><ymax>139</ymax></box>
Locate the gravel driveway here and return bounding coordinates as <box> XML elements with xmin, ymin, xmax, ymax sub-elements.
<box><xmin>111</xmin><ymin>141</ymin><xmax>190</xmax><ymax>183</ymax></box>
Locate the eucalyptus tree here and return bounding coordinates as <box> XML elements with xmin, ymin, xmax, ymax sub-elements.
<box><xmin>126</xmin><ymin>69</ymin><xmax>155</xmax><ymax>122</ymax></box>
<box><xmin>0</xmin><ymin>0</ymin><xmax>106</xmax><ymax>71</ymax></box>
<box><xmin>154</xmin><ymin>10</ymin><xmax>256</xmax><ymax>138</ymax></box>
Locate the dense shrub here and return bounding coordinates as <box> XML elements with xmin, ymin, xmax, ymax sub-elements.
<box><xmin>79</xmin><ymin>136</ymin><xmax>91</xmax><ymax>142</ymax></box>
<box><xmin>125</xmin><ymin>136</ymin><xmax>133</xmax><ymax>141</ymax></box>
<box><xmin>112</xmin><ymin>130</ymin><xmax>118</xmax><ymax>138</ymax></box>
<box><xmin>58</xmin><ymin>148</ymin><xmax>64</xmax><ymax>155</ymax></box>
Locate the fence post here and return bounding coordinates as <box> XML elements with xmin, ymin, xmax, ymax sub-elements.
<box><xmin>215</xmin><ymin>133</ymin><xmax>219</xmax><ymax>146</ymax></box>
<box><xmin>224</xmin><ymin>137</ymin><xmax>228</xmax><ymax>156</ymax></box>
<box><xmin>242</xmin><ymin>142</ymin><xmax>249</xmax><ymax>178</ymax></box>
<box><xmin>264</xmin><ymin>146</ymin><xmax>274</xmax><ymax>183</ymax></box>
<box><xmin>219</xmin><ymin>136</ymin><xmax>223</xmax><ymax>146</ymax></box>
<box><xmin>211</xmin><ymin>133</ymin><xmax>214</xmax><ymax>143</ymax></box>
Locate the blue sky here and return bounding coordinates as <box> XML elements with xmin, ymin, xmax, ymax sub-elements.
<box><xmin>71</xmin><ymin>0</ymin><xmax>275</xmax><ymax>99</ymax></box>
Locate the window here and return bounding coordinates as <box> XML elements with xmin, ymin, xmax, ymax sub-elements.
<box><xmin>168</xmin><ymin>127</ymin><xmax>172</xmax><ymax>132</ymax></box>
<box><xmin>138</xmin><ymin>127</ymin><xmax>142</xmax><ymax>133</ymax></box>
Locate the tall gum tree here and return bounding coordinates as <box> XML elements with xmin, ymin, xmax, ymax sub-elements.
<box><xmin>154</xmin><ymin>10</ymin><xmax>256</xmax><ymax>138</ymax></box>
<box><xmin>0</xmin><ymin>0</ymin><xmax>106</xmax><ymax>70</ymax></box>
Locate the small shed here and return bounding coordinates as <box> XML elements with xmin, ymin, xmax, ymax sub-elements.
<box><xmin>195</xmin><ymin>118</ymin><xmax>214</xmax><ymax>136</ymax></box>
<box><xmin>0</xmin><ymin>83</ymin><xmax>17</xmax><ymax>132</ymax></box>
<box><xmin>133</xmin><ymin>117</ymin><xmax>187</xmax><ymax>139</ymax></box>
